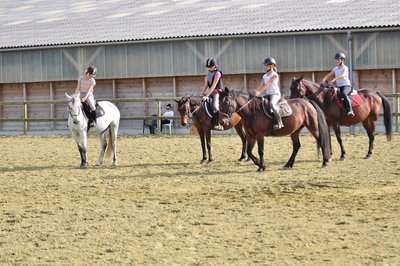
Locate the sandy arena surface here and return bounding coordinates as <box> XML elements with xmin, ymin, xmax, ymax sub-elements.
<box><xmin>0</xmin><ymin>132</ymin><xmax>399</xmax><ymax>265</ymax></box>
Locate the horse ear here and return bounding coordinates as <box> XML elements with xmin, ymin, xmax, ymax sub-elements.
<box><xmin>65</xmin><ymin>93</ymin><xmax>73</xmax><ymax>102</ymax></box>
<box><xmin>299</xmin><ymin>76</ymin><xmax>304</xmax><ymax>81</ymax></box>
<box><xmin>224</xmin><ymin>87</ymin><xmax>230</xmax><ymax>93</ymax></box>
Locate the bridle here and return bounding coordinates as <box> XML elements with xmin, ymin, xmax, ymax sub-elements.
<box><xmin>294</xmin><ymin>80</ymin><xmax>327</xmax><ymax>100</ymax></box>
<box><xmin>68</xmin><ymin>99</ymin><xmax>82</xmax><ymax>121</ymax></box>
<box><xmin>220</xmin><ymin>93</ymin><xmax>252</xmax><ymax>119</ymax></box>
<box><xmin>178</xmin><ymin>98</ymin><xmax>201</xmax><ymax>123</ymax></box>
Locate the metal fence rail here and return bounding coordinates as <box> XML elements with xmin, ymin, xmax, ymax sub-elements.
<box><xmin>0</xmin><ymin>95</ymin><xmax>399</xmax><ymax>134</ymax></box>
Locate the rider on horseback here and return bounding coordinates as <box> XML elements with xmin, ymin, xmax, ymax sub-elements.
<box><xmin>74</xmin><ymin>66</ymin><xmax>98</xmax><ymax>127</ymax></box>
<box><xmin>201</xmin><ymin>57</ymin><xmax>224</xmax><ymax>131</ymax></box>
<box><xmin>322</xmin><ymin>53</ymin><xmax>355</xmax><ymax>117</ymax></box>
<box><xmin>254</xmin><ymin>57</ymin><xmax>284</xmax><ymax>129</ymax></box>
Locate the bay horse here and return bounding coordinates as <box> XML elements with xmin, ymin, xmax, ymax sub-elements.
<box><xmin>175</xmin><ymin>96</ymin><xmax>247</xmax><ymax>164</ymax></box>
<box><xmin>289</xmin><ymin>77</ymin><xmax>392</xmax><ymax>160</ymax></box>
<box><xmin>219</xmin><ymin>88</ymin><xmax>331</xmax><ymax>172</ymax></box>
<box><xmin>66</xmin><ymin>93</ymin><xmax>120</xmax><ymax>169</ymax></box>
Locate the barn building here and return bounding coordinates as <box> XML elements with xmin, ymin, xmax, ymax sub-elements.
<box><xmin>0</xmin><ymin>0</ymin><xmax>399</xmax><ymax>133</ymax></box>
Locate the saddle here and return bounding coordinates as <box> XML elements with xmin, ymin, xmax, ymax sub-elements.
<box><xmin>261</xmin><ymin>97</ymin><xmax>292</xmax><ymax>119</ymax></box>
<box><xmin>333</xmin><ymin>90</ymin><xmax>363</xmax><ymax>110</ymax></box>
<box><xmin>82</xmin><ymin>102</ymin><xmax>105</xmax><ymax>119</ymax></box>
<box><xmin>203</xmin><ymin>98</ymin><xmax>214</xmax><ymax>118</ymax></box>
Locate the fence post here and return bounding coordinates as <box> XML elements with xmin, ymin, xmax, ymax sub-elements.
<box><xmin>397</xmin><ymin>94</ymin><xmax>400</xmax><ymax>132</ymax></box>
<box><xmin>23</xmin><ymin>83</ymin><xmax>28</xmax><ymax>135</ymax></box>
<box><xmin>157</xmin><ymin>100</ymin><xmax>161</xmax><ymax>135</ymax></box>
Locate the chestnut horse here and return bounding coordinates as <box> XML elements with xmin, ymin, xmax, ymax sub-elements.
<box><xmin>219</xmin><ymin>88</ymin><xmax>331</xmax><ymax>172</ymax></box>
<box><xmin>176</xmin><ymin>96</ymin><xmax>247</xmax><ymax>164</ymax></box>
<box><xmin>289</xmin><ymin>77</ymin><xmax>392</xmax><ymax>160</ymax></box>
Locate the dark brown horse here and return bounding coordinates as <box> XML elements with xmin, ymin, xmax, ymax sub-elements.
<box><xmin>289</xmin><ymin>77</ymin><xmax>392</xmax><ymax>160</ymax></box>
<box><xmin>219</xmin><ymin>88</ymin><xmax>331</xmax><ymax>172</ymax></box>
<box><xmin>175</xmin><ymin>96</ymin><xmax>247</xmax><ymax>164</ymax></box>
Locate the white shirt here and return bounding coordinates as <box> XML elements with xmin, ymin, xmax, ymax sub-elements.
<box><xmin>333</xmin><ymin>65</ymin><xmax>351</xmax><ymax>87</ymax></box>
<box><xmin>261</xmin><ymin>71</ymin><xmax>280</xmax><ymax>96</ymax></box>
<box><xmin>162</xmin><ymin>110</ymin><xmax>174</xmax><ymax>123</ymax></box>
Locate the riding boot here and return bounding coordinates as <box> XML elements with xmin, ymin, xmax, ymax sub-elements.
<box><xmin>89</xmin><ymin>110</ymin><xmax>97</xmax><ymax>127</ymax></box>
<box><xmin>273</xmin><ymin>112</ymin><xmax>284</xmax><ymax>129</ymax></box>
<box><xmin>343</xmin><ymin>94</ymin><xmax>355</xmax><ymax>117</ymax></box>
<box><xmin>212</xmin><ymin>111</ymin><xmax>224</xmax><ymax>131</ymax></box>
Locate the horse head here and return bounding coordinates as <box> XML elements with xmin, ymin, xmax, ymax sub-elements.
<box><xmin>175</xmin><ymin>96</ymin><xmax>191</xmax><ymax>126</ymax></box>
<box><xmin>66</xmin><ymin>93</ymin><xmax>82</xmax><ymax>125</ymax></box>
<box><xmin>219</xmin><ymin>87</ymin><xmax>237</xmax><ymax>115</ymax></box>
<box><xmin>289</xmin><ymin>76</ymin><xmax>307</xmax><ymax>99</ymax></box>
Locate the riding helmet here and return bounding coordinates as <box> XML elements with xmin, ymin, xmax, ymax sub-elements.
<box><xmin>86</xmin><ymin>66</ymin><xmax>97</xmax><ymax>77</ymax></box>
<box><xmin>334</xmin><ymin>53</ymin><xmax>346</xmax><ymax>60</ymax></box>
<box><xmin>263</xmin><ymin>57</ymin><xmax>276</xmax><ymax>65</ymax></box>
<box><xmin>206</xmin><ymin>57</ymin><xmax>216</xmax><ymax>68</ymax></box>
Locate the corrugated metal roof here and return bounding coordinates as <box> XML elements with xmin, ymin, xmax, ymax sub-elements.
<box><xmin>1</xmin><ymin>0</ymin><xmax>399</xmax><ymax>49</ymax></box>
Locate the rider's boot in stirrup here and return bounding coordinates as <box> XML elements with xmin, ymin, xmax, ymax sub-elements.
<box><xmin>343</xmin><ymin>95</ymin><xmax>355</xmax><ymax>117</ymax></box>
<box><xmin>212</xmin><ymin>111</ymin><xmax>224</xmax><ymax>131</ymax></box>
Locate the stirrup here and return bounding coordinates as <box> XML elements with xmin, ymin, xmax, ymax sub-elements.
<box><xmin>212</xmin><ymin>124</ymin><xmax>224</xmax><ymax>131</ymax></box>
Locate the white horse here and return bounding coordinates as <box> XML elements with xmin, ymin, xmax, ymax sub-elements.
<box><xmin>66</xmin><ymin>93</ymin><xmax>120</xmax><ymax>169</ymax></box>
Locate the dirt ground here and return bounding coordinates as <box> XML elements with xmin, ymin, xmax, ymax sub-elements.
<box><xmin>0</xmin><ymin>132</ymin><xmax>399</xmax><ymax>265</ymax></box>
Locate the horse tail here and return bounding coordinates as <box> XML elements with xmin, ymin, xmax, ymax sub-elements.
<box><xmin>105</xmin><ymin>127</ymin><xmax>113</xmax><ymax>158</ymax></box>
<box><xmin>310</xmin><ymin>100</ymin><xmax>331</xmax><ymax>161</ymax></box>
<box><xmin>376</xmin><ymin>91</ymin><xmax>393</xmax><ymax>141</ymax></box>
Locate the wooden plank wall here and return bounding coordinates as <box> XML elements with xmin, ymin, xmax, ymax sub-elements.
<box><xmin>0</xmin><ymin>69</ymin><xmax>398</xmax><ymax>132</ymax></box>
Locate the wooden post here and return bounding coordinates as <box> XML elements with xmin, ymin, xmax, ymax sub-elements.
<box><xmin>112</xmin><ymin>79</ymin><xmax>117</xmax><ymax>99</ymax></box>
<box><xmin>243</xmin><ymin>74</ymin><xmax>248</xmax><ymax>92</ymax></box>
<box><xmin>50</xmin><ymin>82</ymin><xmax>55</xmax><ymax>130</ymax></box>
<box><xmin>23</xmin><ymin>83</ymin><xmax>28</xmax><ymax>135</ymax></box>
<box><xmin>392</xmin><ymin>69</ymin><xmax>400</xmax><ymax>132</ymax></box>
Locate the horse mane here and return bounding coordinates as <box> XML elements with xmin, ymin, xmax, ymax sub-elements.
<box><xmin>189</xmin><ymin>96</ymin><xmax>202</xmax><ymax>106</ymax></box>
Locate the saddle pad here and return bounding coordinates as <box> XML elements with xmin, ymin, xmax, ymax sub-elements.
<box><xmin>262</xmin><ymin>98</ymin><xmax>292</xmax><ymax>118</ymax></box>
<box><xmin>333</xmin><ymin>91</ymin><xmax>363</xmax><ymax>109</ymax></box>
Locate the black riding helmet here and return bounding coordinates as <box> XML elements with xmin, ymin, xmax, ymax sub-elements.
<box><xmin>86</xmin><ymin>66</ymin><xmax>97</xmax><ymax>77</ymax></box>
<box><xmin>334</xmin><ymin>53</ymin><xmax>346</xmax><ymax>60</ymax></box>
<box><xmin>263</xmin><ymin>57</ymin><xmax>276</xmax><ymax>65</ymax></box>
<box><xmin>206</xmin><ymin>57</ymin><xmax>216</xmax><ymax>68</ymax></box>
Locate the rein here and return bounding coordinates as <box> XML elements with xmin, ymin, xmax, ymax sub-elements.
<box><xmin>223</xmin><ymin>96</ymin><xmax>253</xmax><ymax>119</ymax></box>
<box><xmin>300</xmin><ymin>80</ymin><xmax>329</xmax><ymax>100</ymax></box>
<box><xmin>68</xmin><ymin>104</ymin><xmax>81</xmax><ymax>119</ymax></box>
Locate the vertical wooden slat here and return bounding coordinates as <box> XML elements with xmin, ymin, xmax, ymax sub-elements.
<box><xmin>393</xmin><ymin>69</ymin><xmax>399</xmax><ymax>131</ymax></box>
<box><xmin>23</xmin><ymin>83</ymin><xmax>27</xmax><ymax>134</ymax></box>
<box><xmin>50</xmin><ymin>82</ymin><xmax>55</xmax><ymax>130</ymax></box>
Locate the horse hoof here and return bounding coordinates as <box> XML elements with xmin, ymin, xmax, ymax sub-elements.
<box><xmin>364</xmin><ymin>155</ymin><xmax>371</xmax><ymax>160</ymax></box>
<box><xmin>238</xmin><ymin>156</ymin><xmax>246</xmax><ymax>162</ymax></box>
<box><xmin>339</xmin><ymin>157</ymin><xmax>345</xmax><ymax>161</ymax></box>
<box><xmin>207</xmin><ymin>159</ymin><xmax>214</xmax><ymax>164</ymax></box>
<box><xmin>200</xmin><ymin>160</ymin><xmax>207</xmax><ymax>164</ymax></box>
<box><xmin>112</xmin><ymin>162</ymin><xmax>118</xmax><ymax>166</ymax></box>
<box><xmin>283</xmin><ymin>165</ymin><xmax>292</xmax><ymax>170</ymax></box>
<box><xmin>95</xmin><ymin>161</ymin><xmax>103</xmax><ymax>166</ymax></box>
<box><xmin>256</xmin><ymin>167</ymin><xmax>265</xmax><ymax>172</ymax></box>
<box><xmin>80</xmin><ymin>163</ymin><xmax>88</xmax><ymax>169</ymax></box>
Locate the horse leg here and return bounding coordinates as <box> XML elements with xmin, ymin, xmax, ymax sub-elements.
<box><xmin>111</xmin><ymin>126</ymin><xmax>118</xmax><ymax>166</ymax></box>
<box><xmin>205</xmin><ymin>130</ymin><xmax>213</xmax><ymax>163</ymax></box>
<box><xmin>246</xmin><ymin>136</ymin><xmax>260</xmax><ymax>168</ymax></box>
<box><xmin>284</xmin><ymin>131</ymin><xmax>301</xmax><ymax>169</ymax></box>
<box><xmin>198</xmin><ymin>129</ymin><xmax>207</xmax><ymax>164</ymax></box>
<box><xmin>76</xmin><ymin>133</ymin><xmax>88</xmax><ymax>169</ymax></box>
<box><xmin>96</xmin><ymin>131</ymin><xmax>107</xmax><ymax>166</ymax></box>
<box><xmin>362</xmin><ymin>119</ymin><xmax>375</xmax><ymax>159</ymax></box>
<box><xmin>333</xmin><ymin>125</ymin><xmax>346</xmax><ymax>161</ymax></box>
<box><xmin>234</xmin><ymin>124</ymin><xmax>247</xmax><ymax>161</ymax></box>
<box><xmin>328</xmin><ymin>126</ymin><xmax>333</xmax><ymax>161</ymax></box>
<box><xmin>256</xmin><ymin>136</ymin><xmax>266</xmax><ymax>172</ymax></box>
